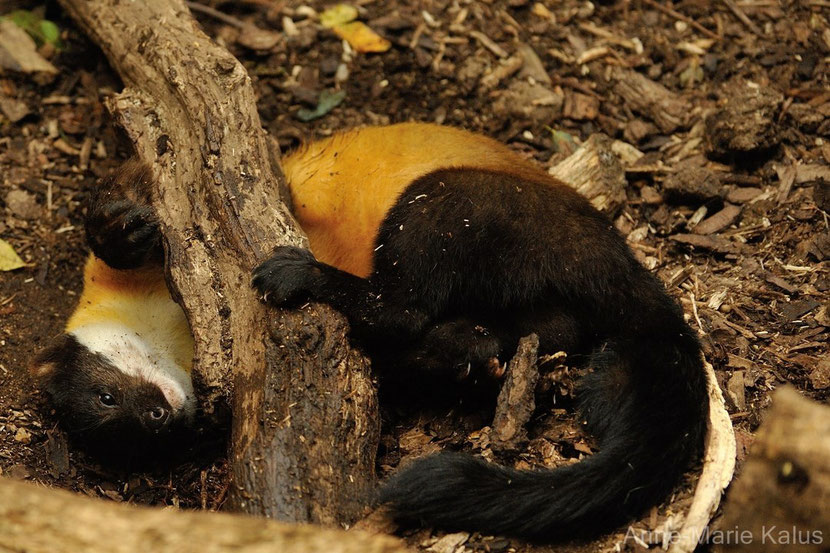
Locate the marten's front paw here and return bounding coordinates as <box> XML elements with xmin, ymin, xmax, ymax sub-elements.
<box><xmin>252</xmin><ymin>246</ymin><xmax>322</xmax><ymax>305</ymax></box>
<box><xmin>85</xmin><ymin>161</ymin><xmax>161</xmax><ymax>270</ymax></box>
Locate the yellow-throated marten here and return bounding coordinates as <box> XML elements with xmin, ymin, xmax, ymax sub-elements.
<box><xmin>33</xmin><ymin>123</ymin><xmax>708</xmax><ymax>542</ymax></box>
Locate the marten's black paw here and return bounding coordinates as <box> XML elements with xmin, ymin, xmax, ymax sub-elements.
<box><xmin>408</xmin><ymin>320</ymin><xmax>505</xmax><ymax>384</ymax></box>
<box><xmin>252</xmin><ymin>246</ymin><xmax>322</xmax><ymax>305</ymax></box>
<box><xmin>85</xmin><ymin>200</ymin><xmax>159</xmax><ymax>269</ymax></box>
<box><xmin>85</xmin><ymin>161</ymin><xmax>161</xmax><ymax>270</ymax></box>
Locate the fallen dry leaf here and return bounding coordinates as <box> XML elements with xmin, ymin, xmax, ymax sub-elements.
<box><xmin>0</xmin><ymin>238</ymin><xmax>25</xmax><ymax>271</ymax></box>
<box><xmin>0</xmin><ymin>19</ymin><xmax>57</xmax><ymax>74</ymax></box>
<box><xmin>319</xmin><ymin>4</ymin><xmax>358</xmax><ymax>28</ymax></box>
<box><xmin>332</xmin><ymin>21</ymin><xmax>390</xmax><ymax>53</ymax></box>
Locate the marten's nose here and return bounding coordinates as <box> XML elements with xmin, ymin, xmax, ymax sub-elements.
<box><xmin>141</xmin><ymin>406</ymin><xmax>170</xmax><ymax>431</ymax></box>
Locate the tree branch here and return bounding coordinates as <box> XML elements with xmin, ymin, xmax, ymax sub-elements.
<box><xmin>57</xmin><ymin>0</ymin><xmax>379</xmax><ymax>524</ymax></box>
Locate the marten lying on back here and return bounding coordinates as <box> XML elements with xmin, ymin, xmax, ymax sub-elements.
<box><xmin>33</xmin><ymin>123</ymin><xmax>708</xmax><ymax>542</ymax></box>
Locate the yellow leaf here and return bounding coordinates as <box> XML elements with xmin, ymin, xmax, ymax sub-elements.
<box><xmin>333</xmin><ymin>21</ymin><xmax>391</xmax><ymax>53</ymax></box>
<box><xmin>319</xmin><ymin>4</ymin><xmax>358</xmax><ymax>28</ymax></box>
<box><xmin>0</xmin><ymin>239</ymin><xmax>25</xmax><ymax>271</ymax></box>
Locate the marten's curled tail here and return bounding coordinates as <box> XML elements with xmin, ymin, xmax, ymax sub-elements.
<box><xmin>380</xmin><ymin>327</ymin><xmax>708</xmax><ymax>541</ymax></box>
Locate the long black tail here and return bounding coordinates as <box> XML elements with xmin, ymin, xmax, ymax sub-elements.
<box><xmin>379</xmin><ymin>326</ymin><xmax>708</xmax><ymax>542</ymax></box>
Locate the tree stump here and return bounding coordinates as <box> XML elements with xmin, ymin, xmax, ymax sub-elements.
<box><xmin>715</xmin><ymin>387</ymin><xmax>830</xmax><ymax>552</ymax></box>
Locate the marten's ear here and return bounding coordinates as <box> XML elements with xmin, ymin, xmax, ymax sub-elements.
<box><xmin>30</xmin><ymin>334</ymin><xmax>79</xmax><ymax>385</ymax></box>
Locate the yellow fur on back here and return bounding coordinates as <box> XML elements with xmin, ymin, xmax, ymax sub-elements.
<box><xmin>282</xmin><ymin>123</ymin><xmax>549</xmax><ymax>278</ymax></box>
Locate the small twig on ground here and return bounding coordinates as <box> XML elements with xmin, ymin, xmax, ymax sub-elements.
<box><xmin>431</xmin><ymin>41</ymin><xmax>446</xmax><ymax>72</ymax></box>
<box><xmin>689</xmin><ymin>291</ymin><xmax>704</xmax><ymax>333</ymax></box>
<box><xmin>479</xmin><ymin>54</ymin><xmax>523</xmax><ymax>90</ymax></box>
<box><xmin>469</xmin><ymin>30</ymin><xmax>509</xmax><ymax>59</ymax></box>
<box><xmin>641</xmin><ymin>0</ymin><xmax>721</xmax><ymax>40</ymax></box>
<box><xmin>408</xmin><ymin>22</ymin><xmax>425</xmax><ymax>50</ymax></box>
<box><xmin>186</xmin><ymin>1</ymin><xmax>281</xmax><ymax>50</ymax></box>
<box><xmin>721</xmin><ymin>0</ymin><xmax>764</xmax><ymax>36</ymax></box>
<box><xmin>186</xmin><ymin>1</ymin><xmax>245</xmax><ymax>28</ymax></box>
<box><xmin>551</xmin><ymin>75</ymin><xmax>602</xmax><ymax>99</ymax></box>
<box><xmin>578</xmin><ymin>22</ymin><xmax>641</xmax><ymax>52</ymax></box>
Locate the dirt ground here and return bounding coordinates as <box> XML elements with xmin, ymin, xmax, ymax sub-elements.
<box><xmin>1</xmin><ymin>0</ymin><xmax>828</xmax><ymax>552</ymax></box>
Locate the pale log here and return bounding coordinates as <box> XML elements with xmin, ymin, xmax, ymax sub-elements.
<box><xmin>0</xmin><ymin>478</ymin><xmax>409</xmax><ymax>553</ymax></box>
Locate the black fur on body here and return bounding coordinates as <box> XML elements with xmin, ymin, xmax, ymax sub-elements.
<box><xmin>253</xmin><ymin>167</ymin><xmax>709</xmax><ymax>541</ymax></box>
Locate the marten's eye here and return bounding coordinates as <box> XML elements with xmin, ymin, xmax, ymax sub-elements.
<box><xmin>98</xmin><ymin>393</ymin><xmax>117</xmax><ymax>407</ymax></box>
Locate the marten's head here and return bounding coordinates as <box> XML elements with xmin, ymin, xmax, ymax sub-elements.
<box><xmin>32</xmin><ymin>330</ymin><xmax>196</xmax><ymax>460</ymax></box>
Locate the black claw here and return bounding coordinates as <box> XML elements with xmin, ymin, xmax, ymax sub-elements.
<box><xmin>408</xmin><ymin>320</ymin><xmax>503</xmax><ymax>384</ymax></box>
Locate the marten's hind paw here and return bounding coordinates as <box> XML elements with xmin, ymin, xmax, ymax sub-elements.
<box><xmin>85</xmin><ymin>161</ymin><xmax>161</xmax><ymax>270</ymax></box>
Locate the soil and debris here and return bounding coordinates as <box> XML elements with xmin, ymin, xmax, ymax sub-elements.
<box><xmin>1</xmin><ymin>1</ymin><xmax>828</xmax><ymax>552</ymax></box>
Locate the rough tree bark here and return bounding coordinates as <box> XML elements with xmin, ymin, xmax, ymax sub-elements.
<box><xmin>0</xmin><ymin>478</ymin><xmax>410</xmax><ymax>553</ymax></box>
<box><xmin>56</xmin><ymin>0</ymin><xmax>379</xmax><ymax>525</ymax></box>
<box><xmin>490</xmin><ymin>334</ymin><xmax>540</xmax><ymax>453</ymax></box>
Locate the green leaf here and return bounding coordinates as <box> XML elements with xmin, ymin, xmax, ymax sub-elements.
<box><xmin>296</xmin><ymin>89</ymin><xmax>347</xmax><ymax>122</ymax></box>
<box><xmin>38</xmin><ymin>20</ymin><xmax>61</xmax><ymax>47</ymax></box>
<box><xmin>548</xmin><ymin>128</ymin><xmax>576</xmax><ymax>153</ymax></box>
<box><xmin>0</xmin><ymin>239</ymin><xmax>25</xmax><ymax>271</ymax></box>
<box><xmin>3</xmin><ymin>9</ymin><xmax>63</xmax><ymax>49</ymax></box>
<box><xmin>7</xmin><ymin>10</ymin><xmax>39</xmax><ymax>31</ymax></box>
